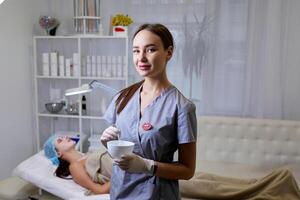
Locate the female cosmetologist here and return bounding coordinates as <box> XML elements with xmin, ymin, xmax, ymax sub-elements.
<box><xmin>101</xmin><ymin>23</ymin><xmax>197</xmax><ymax>199</ymax></box>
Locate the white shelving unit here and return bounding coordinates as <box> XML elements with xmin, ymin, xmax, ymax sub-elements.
<box><xmin>33</xmin><ymin>35</ymin><xmax>128</xmax><ymax>152</ymax></box>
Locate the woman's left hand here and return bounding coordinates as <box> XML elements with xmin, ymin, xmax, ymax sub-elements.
<box><xmin>114</xmin><ymin>153</ymin><xmax>154</xmax><ymax>174</ymax></box>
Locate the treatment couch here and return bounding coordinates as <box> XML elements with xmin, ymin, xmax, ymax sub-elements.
<box><xmin>4</xmin><ymin>116</ymin><xmax>300</xmax><ymax>199</ymax></box>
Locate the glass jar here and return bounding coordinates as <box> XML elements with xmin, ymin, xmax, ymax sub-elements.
<box><xmin>73</xmin><ymin>0</ymin><xmax>102</xmax><ymax>34</ymax></box>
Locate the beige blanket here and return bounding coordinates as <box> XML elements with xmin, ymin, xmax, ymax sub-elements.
<box><xmin>179</xmin><ymin>168</ymin><xmax>300</xmax><ymax>200</ymax></box>
<box><xmin>85</xmin><ymin>149</ymin><xmax>112</xmax><ymax>184</ymax></box>
<box><xmin>83</xmin><ymin>152</ymin><xmax>300</xmax><ymax>199</ymax></box>
<box><xmin>84</xmin><ymin>148</ymin><xmax>113</xmax><ymax>195</ymax></box>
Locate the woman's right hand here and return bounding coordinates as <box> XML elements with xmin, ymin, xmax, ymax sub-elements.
<box><xmin>100</xmin><ymin>126</ymin><xmax>120</xmax><ymax>147</ymax></box>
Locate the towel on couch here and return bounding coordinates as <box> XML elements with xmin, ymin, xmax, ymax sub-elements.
<box><xmin>179</xmin><ymin>168</ymin><xmax>300</xmax><ymax>200</ymax></box>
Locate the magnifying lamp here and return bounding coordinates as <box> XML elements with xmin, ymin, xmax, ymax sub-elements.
<box><xmin>65</xmin><ymin>80</ymin><xmax>118</xmax><ymax>96</ymax></box>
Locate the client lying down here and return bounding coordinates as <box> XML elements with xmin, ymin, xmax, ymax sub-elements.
<box><xmin>44</xmin><ymin>135</ymin><xmax>111</xmax><ymax>195</ymax></box>
<box><xmin>44</xmin><ymin>136</ymin><xmax>300</xmax><ymax>199</ymax></box>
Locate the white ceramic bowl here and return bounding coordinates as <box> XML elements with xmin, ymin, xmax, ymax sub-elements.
<box><xmin>107</xmin><ymin>140</ymin><xmax>134</xmax><ymax>159</ymax></box>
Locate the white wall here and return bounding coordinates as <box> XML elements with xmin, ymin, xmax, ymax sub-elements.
<box><xmin>0</xmin><ymin>0</ymin><xmax>75</xmax><ymax>180</ymax></box>
<box><xmin>0</xmin><ymin>0</ymin><xmax>38</xmax><ymax>180</ymax></box>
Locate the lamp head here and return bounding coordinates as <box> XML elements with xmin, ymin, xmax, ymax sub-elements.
<box><xmin>64</xmin><ymin>80</ymin><xmax>118</xmax><ymax>97</ymax></box>
<box><xmin>65</xmin><ymin>84</ymin><xmax>92</xmax><ymax>96</ymax></box>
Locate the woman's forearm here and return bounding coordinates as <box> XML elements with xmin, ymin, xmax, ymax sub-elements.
<box><xmin>154</xmin><ymin>142</ymin><xmax>196</xmax><ymax>180</ymax></box>
<box><xmin>155</xmin><ymin>162</ymin><xmax>195</xmax><ymax>180</ymax></box>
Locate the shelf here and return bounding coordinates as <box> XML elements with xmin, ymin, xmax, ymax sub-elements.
<box><xmin>34</xmin><ymin>36</ymin><xmax>128</xmax><ymax>151</ymax></box>
<box><xmin>34</xmin><ymin>35</ymin><xmax>128</xmax><ymax>39</ymax></box>
<box><xmin>36</xmin><ymin>76</ymin><xmax>126</xmax><ymax>80</ymax></box>
<box><xmin>81</xmin><ymin>116</ymin><xmax>105</xmax><ymax>120</ymax></box>
<box><xmin>37</xmin><ymin>76</ymin><xmax>79</xmax><ymax>80</ymax></box>
<box><xmin>74</xmin><ymin>16</ymin><xmax>101</xmax><ymax>20</ymax></box>
<box><xmin>81</xmin><ymin>76</ymin><xmax>126</xmax><ymax>80</ymax></box>
<box><xmin>38</xmin><ymin>113</ymin><xmax>105</xmax><ymax>120</ymax></box>
<box><xmin>38</xmin><ymin>113</ymin><xmax>80</xmax><ymax>118</ymax></box>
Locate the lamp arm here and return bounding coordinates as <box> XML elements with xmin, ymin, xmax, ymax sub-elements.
<box><xmin>89</xmin><ymin>80</ymin><xmax>118</xmax><ymax>94</ymax></box>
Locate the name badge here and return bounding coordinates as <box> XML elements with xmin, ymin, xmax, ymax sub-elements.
<box><xmin>142</xmin><ymin>122</ymin><xmax>153</xmax><ymax>131</ymax></box>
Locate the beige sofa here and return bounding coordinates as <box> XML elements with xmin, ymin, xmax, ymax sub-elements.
<box><xmin>194</xmin><ymin>116</ymin><xmax>300</xmax><ymax>185</ymax></box>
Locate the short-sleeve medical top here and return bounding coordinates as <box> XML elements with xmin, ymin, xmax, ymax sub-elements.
<box><xmin>104</xmin><ymin>84</ymin><xmax>197</xmax><ymax>200</ymax></box>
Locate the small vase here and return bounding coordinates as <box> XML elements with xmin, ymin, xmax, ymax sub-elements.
<box><xmin>39</xmin><ymin>16</ymin><xmax>60</xmax><ymax>36</ymax></box>
<box><xmin>48</xmin><ymin>25</ymin><xmax>59</xmax><ymax>36</ymax></box>
<box><xmin>113</xmin><ymin>26</ymin><xmax>128</xmax><ymax>37</ymax></box>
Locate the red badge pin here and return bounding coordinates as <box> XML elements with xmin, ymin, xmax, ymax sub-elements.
<box><xmin>142</xmin><ymin>122</ymin><xmax>153</xmax><ymax>131</ymax></box>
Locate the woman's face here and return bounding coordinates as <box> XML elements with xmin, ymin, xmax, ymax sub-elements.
<box><xmin>54</xmin><ymin>136</ymin><xmax>76</xmax><ymax>156</ymax></box>
<box><xmin>133</xmin><ymin>30</ymin><xmax>172</xmax><ymax>79</ymax></box>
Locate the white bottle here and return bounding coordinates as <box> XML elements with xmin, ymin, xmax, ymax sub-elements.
<box><xmin>96</xmin><ymin>55</ymin><xmax>102</xmax><ymax>77</ymax></box>
<box><xmin>81</xmin><ymin>56</ymin><xmax>86</xmax><ymax>77</ymax></box>
<box><xmin>73</xmin><ymin>53</ymin><xmax>80</xmax><ymax>77</ymax></box>
<box><xmin>111</xmin><ymin>56</ymin><xmax>117</xmax><ymax>77</ymax></box>
<box><xmin>101</xmin><ymin>55</ymin><xmax>107</xmax><ymax>78</ymax></box>
<box><xmin>59</xmin><ymin>55</ymin><xmax>65</xmax><ymax>77</ymax></box>
<box><xmin>91</xmin><ymin>55</ymin><xmax>97</xmax><ymax>77</ymax></box>
<box><xmin>106</xmin><ymin>55</ymin><xmax>112</xmax><ymax>77</ymax></box>
<box><xmin>50</xmin><ymin>52</ymin><xmax>58</xmax><ymax>76</ymax></box>
<box><xmin>70</xmin><ymin>58</ymin><xmax>74</xmax><ymax>76</ymax></box>
<box><xmin>42</xmin><ymin>53</ymin><xmax>50</xmax><ymax>76</ymax></box>
<box><xmin>117</xmin><ymin>55</ymin><xmax>123</xmax><ymax>78</ymax></box>
<box><xmin>86</xmin><ymin>56</ymin><xmax>92</xmax><ymax>77</ymax></box>
<box><xmin>65</xmin><ymin>58</ymin><xmax>71</xmax><ymax>77</ymax></box>
<box><xmin>98</xmin><ymin>23</ymin><xmax>104</xmax><ymax>36</ymax></box>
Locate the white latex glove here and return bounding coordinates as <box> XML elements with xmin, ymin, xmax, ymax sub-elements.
<box><xmin>114</xmin><ymin>153</ymin><xmax>155</xmax><ymax>175</ymax></box>
<box><xmin>100</xmin><ymin>126</ymin><xmax>120</xmax><ymax>147</ymax></box>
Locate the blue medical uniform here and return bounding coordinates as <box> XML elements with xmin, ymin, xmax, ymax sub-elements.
<box><xmin>104</xmin><ymin>85</ymin><xmax>197</xmax><ymax>200</ymax></box>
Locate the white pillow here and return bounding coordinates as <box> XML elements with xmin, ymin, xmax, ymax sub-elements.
<box><xmin>13</xmin><ymin>151</ymin><xmax>110</xmax><ymax>200</ymax></box>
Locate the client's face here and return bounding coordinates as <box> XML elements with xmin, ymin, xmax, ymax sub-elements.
<box><xmin>54</xmin><ymin>136</ymin><xmax>76</xmax><ymax>154</ymax></box>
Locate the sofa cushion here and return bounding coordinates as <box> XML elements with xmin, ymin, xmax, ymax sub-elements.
<box><xmin>197</xmin><ymin>116</ymin><xmax>300</xmax><ymax>166</ymax></box>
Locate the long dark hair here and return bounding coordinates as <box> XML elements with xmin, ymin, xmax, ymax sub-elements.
<box><xmin>116</xmin><ymin>23</ymin><xmax>174</xmax><ymax>114</ymax></box>
<box><xmin>54</xmin><ymin>157</ymin><xmax>72</xmax><ymax>179</ymax></box>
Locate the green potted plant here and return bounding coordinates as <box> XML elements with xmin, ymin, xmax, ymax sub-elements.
<box><xmin>111</xmin><ymin>14</ymin><xmax>133</xmax><ymax>36</ymax></box>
